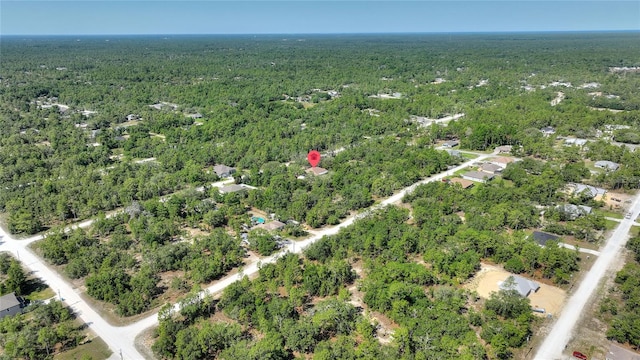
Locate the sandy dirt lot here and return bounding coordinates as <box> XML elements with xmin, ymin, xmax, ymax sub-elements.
<box><xmin>466</xmin><ymin>263</ymin><xmax>567</xmax><ymax>316</ymax></box>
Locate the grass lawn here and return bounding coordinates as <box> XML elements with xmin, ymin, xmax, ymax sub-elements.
<box><xmin>604</xmin><ymin>219</ymin><xmax>620</xmax><ymax>230</ymax></box>
<box><xmin>54</xmin><ymin>337</ymin><xmax>112</xmax><ymax>360</ymax></box>
<box><xmin>595</xmin><ymin>209</ymin><xmax>623</xmax><ymax>219</ymax></box>
<box><xmin>25</xmin><ymin>287</ymin><xmax>55</xmax><ymax>302</ymax></box>
<box><xmin>630</xmin><ymin>224</ymin><xmax>640</xmax><ymax>238</ymax></box>
<box><xmin>460</xmin><ymin>152</ymin><xmax>480</xmax><ymax>160</ymax></box>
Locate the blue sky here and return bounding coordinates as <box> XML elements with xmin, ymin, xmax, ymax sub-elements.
<box><xmin>2</xmin><ymin>1</ymin><xmax>639</xmax><ymax>35</ymax></box>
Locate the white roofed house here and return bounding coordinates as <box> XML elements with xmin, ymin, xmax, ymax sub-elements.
<box><xmin>564</xmin><ymin>138</ymin><xmax>588</xmax><ymax>147</ymax></box>
<box><xmin>490</xmin><ymin>157</ymin><xmax>518</xmax><ymax>169</ymax></box>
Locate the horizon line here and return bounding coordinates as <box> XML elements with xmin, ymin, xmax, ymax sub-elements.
<box><xmin>2</xmin><ymin>29</ymin><xmax>639</xmax><ymax>37</ymax></box>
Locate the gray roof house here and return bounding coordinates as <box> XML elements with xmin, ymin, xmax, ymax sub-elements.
<box><xmin>462</xmin><ymin>171</ymin><xmax>495</xmax><ymax>183</ymax></box>
<box><xmin>556</xmin><ymin>204</ymin><xmax>593</xmax><ymax>220</ymax></box>
<box><xmin>594</xmin><ymin>160</ymin><xmax>620</xmax><ymax>171</ymax></box>
<box><xmin>213</xmin><ymin>164</ymin><xmax>236</xmax><ymax>178</ymax></box>
<box><xmin>480</xmin><ymin>163</ymin><xmax>504</xmax><ymax>174</ymax></box>
<box><xmin>442</xmin><ymin>140</ymin><xmax>459</xmax><ymax>148</ymax></box>
<box><xmin>499</xmin><ymin>275</ymin><xmax>540</xmax><ymax>297</ymax></box>
<box><xmin>568</xmin><ymin>183</ymin><xmax>607</xmax><ymax>199</ymax></box>
<box><xmin>0</xmin><ymin>293</ymin><xmax>22</xmax><ymax>319</ymax></box>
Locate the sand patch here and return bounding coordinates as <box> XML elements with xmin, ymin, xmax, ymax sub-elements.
<box><xmin>465</xmin><ymin>263</ymin><xmax>567</xmax><ymax>316</ymax></box>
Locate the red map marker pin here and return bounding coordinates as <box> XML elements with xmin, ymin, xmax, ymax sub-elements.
<box><xmin>307</xmin><ymin>150</ymin><xmax>321</xmax><ymax>167</ymax></box>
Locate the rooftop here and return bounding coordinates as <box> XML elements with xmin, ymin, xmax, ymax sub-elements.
<box><xmin>0</xmin><ymin>293</ymin><xmax>20</xmax><ymax>312</ymax></box>
<box><xmin>499</xmin><ymin>275</ymin><xmax>540</xmax><ymax>297</ymax></box>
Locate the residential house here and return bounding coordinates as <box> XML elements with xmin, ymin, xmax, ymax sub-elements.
<box><xmin>540</xmin><ymin>126</ymin><xmax>556</xmax><ymax>136</ymax></box>
<box><xmin>490</xmin><ymin>157</ymin><xmax>518</xmax><ymax>169</ymax></box>
<box><xmin>0</xmin><ymin>293</ymin><xmax>22</xmax><ymax>319</ymax></box>
<box><xmin>568</xmin><ymin>183</ymin><xmax>607</xmax><ymax>199</ymax></box>
<box><xmin>126</xmin><ymin>114</ymin><xmax>140</xmax><ymax>121</ymax></box>
<box><xmin>442</xmin><ymin>140</ymin><xmax>459</xmax><ymax>148</ymax></box>
<box><xmin>531</xmin><ymin>231</ymin><xmax>560</xmax><ymax>246</ymax></box>
<box><xmin>499</xmin><ymin>275</ymin><xmax>540</xmax><ymax>297</ymax></box>
<box><xmin>219</xmin><ymin>184</ymin><xmax>248</xmax><ymax>194</ymax></box>
<box><xmin>187</xmin><ymin>113</ymin><xmax>203</xmax><ymax>119</ymax></box>
<box><xmin>306</xmin><ymin>167</ymin><xmax>328</xmax><ymax>176</ymax></box>
<box><xmin>480</xmin><ymin>163</ymin><xmax>503</xmax><ymax>174</ymax></box>
<box><xmin>213</xmin><ymin>164</ymin><xmax>236</xmax><ymax>178</ymax></box>
<box><xmin>495</xmin><ymin>145</ymin><xmax>512</xmax><ymax>154</ymax></box>
<box><xmin>564</xmin><ymin>138</ymin><xmax>588</xmax><ymax>147</ymax></box>
<box><xmin>462</xmin><ymin>171</ymin><xmax>495</xmax><ymax>183</ymax></box>
<box><xmin>254</xmin><ymin>220</ymin><xmax>286</xmax><ymax>232</ymax></box>
<box><xmin>448</xmin><ymin>178</ymin><xmax>475</xmax><ymax>189</ymax></box>
<box><xmin>594</xmin><ymin>160</ymin><xmax>620</xmax><ymax>171</ymax></box>
<box><xmin>556</xmin><ymin>204</ymin><xmax>593</xmax><ymax>220</ymax></box>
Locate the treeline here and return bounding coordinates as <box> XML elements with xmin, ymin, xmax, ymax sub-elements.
<box><xmin>600</xmin><ymin>236</ymin><xmax>640</xmax><ymax>350</ymax></box>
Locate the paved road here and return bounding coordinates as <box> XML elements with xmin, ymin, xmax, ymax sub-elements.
<box><xmin>534</xmin><ymin>191</ymin><xmax>640</xmax><ymax>360</ymax></box>
<box><xmin>0</xmin><ymin>150</ymin><xmax>495</xmax><ymax>359</ymax></box>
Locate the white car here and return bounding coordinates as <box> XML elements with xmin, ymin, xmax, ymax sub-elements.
<box><xmin>625</xmin><ymin>213</ymin><xmax>632</xmax><ymax>219</ymax></box>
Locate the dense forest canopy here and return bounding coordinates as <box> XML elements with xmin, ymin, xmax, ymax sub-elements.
<box><xmin>1</xmin><ymin>32</ymin><xmax>640</xmax><ymax>358</ymax></box>
<box><xmin>1</xmin><ymin>32</ymin><xmax>639</xmax><ymax>233</ymax></box>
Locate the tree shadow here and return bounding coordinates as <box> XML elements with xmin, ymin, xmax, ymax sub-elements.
<box><xmin>23</xmin><ymin>277</ymin><xmax>49</xmax><ymax>296</ymax></box>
